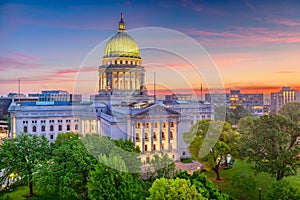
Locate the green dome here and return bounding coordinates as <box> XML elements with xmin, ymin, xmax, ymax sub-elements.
<box><xmin>103</xmin><ymin>32</ymin><xmax>141</xmax><ymax>59</ymax></box>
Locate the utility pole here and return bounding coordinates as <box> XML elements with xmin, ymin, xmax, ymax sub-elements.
<box><xmin>154</xmin><ymin>72</ymin><xmax>156</xmax><ymax>103</ymax></box>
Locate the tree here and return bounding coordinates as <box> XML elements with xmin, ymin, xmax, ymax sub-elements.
<box><xmin>279</xmin><ymin>103</ymin><xmax>300</xmax><ymax>150</ymax></box>
<box><xmin>201</xmin><ymin>140</ymin><xmax>230</xmax><ymax>180</ymax></box>
<box><xmin>147</xmin><ymin>177</ymin><xmax>205</xmax><ymax>200</ymax></box>
<box><xmin>175</xmin><ymin>170</ymin><xmax>229</xmax><ymax>199</ymax></box>
<box><xmin>226</xmin><ymin>105</ymin><xmax>251</xmax><ymax>125</ymax></box>
<box><xmin>82</xmin><ymin>135</ymin><xmax>141</xmax><ymax>173</ymax></box>
<box><xmin>267</xmin><ymin>179</ymin><xmax>300</xmax><ymax>200</ymax></box>
<box><xmin>231</xmin><ymin>173</ymin><xmax>256</xmax><ymax>199</ymax></box>
<box><xmin>237</xmin><ymin>115</ymin><xmax>254</xmax><ymax>134</ymax></box>
<box><xmin>149</xmin><ymin>153</ymin><xmax>176</xmax><ymax>180</ymax></box>
<box><xmin>279</xmin><ymin>102</ymin><xmax>300</xmax><ymax>123</ymax></box>
<box><xmin>88</xmin><ymin>158</ymin><xmax>145</xmax><ymax>200</ymax></box>
<box><xmin>184</xmin><ymin>119</ymin><xmax>238</xmax><ymax>180</ymax></box>
<box><xmin>0</xmin><ymin>132</ymin><xmax>50</xmax><ymax>197</ymax></box>
<box><xmin>35</xmin><ymin>133</ymin><xmax>97</xmax><ymax>199</ymax></box>
<box><xmin>240</xmin><ymin>115</ymin><xmax>300</xmax><ymax>181</ymax></box>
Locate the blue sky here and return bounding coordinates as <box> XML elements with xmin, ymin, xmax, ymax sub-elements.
<box><xmin>1</xmin><ymin>0</ymin><xmax>300</xmax><ymax>96</ymax></box>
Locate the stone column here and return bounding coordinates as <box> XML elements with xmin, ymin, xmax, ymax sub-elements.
<box><xmin>117</xmin><ymin>72</ymin><xmax>120</xmax><ymax>90</ymax></box>
<box><xmin>136</xmin><ymin>73</ymin><xmax>139</xmax><ymax>90</ymax></box>
<box><xmin>97</xmin><ymin>119</ymin><xmax>101</xmax><ymax>135</ymax></box>
<box><xmin>103</xmin><ymin>73</ymin><xmax>106</xmax><ymax>90</ymax></box>
<box><xmin>82</xmin><ymin>120</ymin><xmax>85</xmax><ymax>137</ymax></box>
<box><xmin>141</xmin><ymin>122</ymin><xmax>145</xmax><ymax>154</ymax></box>
<box><xmin>133</xmin><ymin>72</ymin><xmax>136</xmax><ymax>91</ymax></box>
<box><xmin>151</xmin><ymin>122</ymin><xmax>154</xmax><ymax>153</ymax></box>
<box><xmin>129</xmin><ymin>72</ymin><xmax>132</xmax><ymax>90</ymax></box>
<box><xmin>123</xmin><ymin>72</ymin><xmax>126</xmax><ymax>90</ymax></box>
<box><xmin>159</xmin><ymin>122</ymin><xmax>162</xmax><ymax>152</ymax></box>
<box><xmin>99</xmin><ymin>72</ymin><xmax>102</xmax><ymax>91</ymax></box>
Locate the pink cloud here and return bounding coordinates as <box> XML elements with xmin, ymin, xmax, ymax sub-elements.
<box><xmin>180</xmin><ymin>0</ymin><xmax>228</xmax><ymax>16</ymax></box>
<box><xmin>184</xmin><ymin>26</ymin><xmax>300</xmax><ymax>48</ymax></box>
<box><xmin>54</xmin><ymin>67</ymin><xmax>97</xmax><ymax>75</ymax></box>
<box><xmin>0</xmin><ymin>51</ymin><xmax>42</xmax><ymax>71</ymax></box>
<box><xmin>273</xmin><ymin>19</ymin><xmax>300</xmax><ymax>27</ymax></box>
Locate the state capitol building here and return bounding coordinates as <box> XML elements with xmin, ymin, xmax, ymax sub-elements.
<box><xmin>8</xmin><ymin>14</ymin><xmax>213</xmax><ymax>164</ymax></box>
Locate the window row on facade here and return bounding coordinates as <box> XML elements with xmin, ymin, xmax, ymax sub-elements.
<box><xmin>22</xmin><ymin>119</ymin><xmax>79</xmax><ymax>124</ymax></box>
<box><xmin>135</xmin><ymin>121</ymin><xmax>176</xmax><ymax>129</ymax></box>
<box><xmin>137</xmin><ymin>143</ymin><xmax>175</xmax><ymax>153</ymax></box>
<box><xmin>136</xmin><ymin>131</ymin><xmax>175</xmax><ymax>141</ymax></box>
<box><xmin>23</xmin><ymin>124</ymin><xmax>78</xmax><ymax>133</ymax></box>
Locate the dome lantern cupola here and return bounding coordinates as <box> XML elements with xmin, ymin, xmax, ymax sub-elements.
<box><xmin>102</xmin><ymin>12</ymin><xmax>141</xmax><ymax>66</ymax></box>
<box><xmin>118</xmin><ymin>12</ymin><xmax>126</xmax><ymax>32</ymax></box>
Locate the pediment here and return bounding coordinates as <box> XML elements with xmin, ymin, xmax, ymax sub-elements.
<box><xmin>132</xmin><ymin>104</ymin><xmax>180</xmax><ymax>117</ymax></box>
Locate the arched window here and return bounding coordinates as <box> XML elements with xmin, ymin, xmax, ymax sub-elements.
<box><xmin>23</xmin><ymin>126</ymin><xmax>28</xmax><ymax>133</ymax></box>
<box><xmin>32</xmin><ymin>126</ymin><xmax>36</xmax><ymax>132</ymax></box>
<box><xmin>50</xmin><ymin>125</ymin><xmax>54</xmax><ymax>132</ymax></box>
<box><xmin>162</xmin><ymin>131</ymin><xmax>165</xmax><ymax>139</ymax></box>
<box><xmin>41</xmin><ymin>125</ymin><xmax>45</xmax><ymax>132</ymax></box>
<box><xmin>170</xmin><ymin>131</ymin><xmax>174</xmax><ymax>140</ymax></box>
<box><xmin>67</xmin><ymin>124</ymin><xmax>71</xmax><ymax>131</ymax></box>
<box><xmin>75</xmin><ymin>124</ymin><xmax>78</xmax><ymax>130</ymax></box>
<box><xmin>153</xmin><ymin>133</ymin><xmax>157</xmax><ymax>140</ymax></box>
<box><xmin>58</xmin><ymin>125</ymin><xmax>62</xmax><ymax>131</ymax></box>
<box><xmin>170</xmin><ymin>122</ymin><xmax>174</xmax><ymax>127</ymax></box>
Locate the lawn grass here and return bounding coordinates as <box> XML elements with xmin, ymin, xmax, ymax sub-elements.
<box><xmin>181</xmin><ymin>157</ymin><xmax>194</xmax><ymax>163</ymax></box>
<box><xmin>1</xmin><ymin>185</ymin><xmax>57</xmax><ymax>200</ymax></box>
<box><xmin>203</xmin><ymin>159</ymin><xmax>300</xmax><ymax>200</ymax></box>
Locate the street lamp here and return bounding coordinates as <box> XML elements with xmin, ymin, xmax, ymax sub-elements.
<box><xmin>258</xmin><ymin>187</ymin><xmax>261</xmax><ymax>200</ymax></box>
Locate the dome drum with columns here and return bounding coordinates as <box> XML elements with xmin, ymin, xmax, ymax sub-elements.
<box><xmin>98</xmin><ymin>13</ymin><xmax>148</xmax><ymax>102</ymax></box>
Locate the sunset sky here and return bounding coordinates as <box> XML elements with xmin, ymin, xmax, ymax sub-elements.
<box><xmin>1</xmin><ymin>0</ymin><xmax>300</xmax><ymax>97</ymax></box>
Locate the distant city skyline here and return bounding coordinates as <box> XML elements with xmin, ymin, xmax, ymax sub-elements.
<box><xmin>1</xmin><ymin>0</ymin><xmax>300</xmax><ymax>96</ymax></box>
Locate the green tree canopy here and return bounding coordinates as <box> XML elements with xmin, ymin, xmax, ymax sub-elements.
<box><xmin>35</xmin><ymin>132</ymin><xmax>97</xmax><ymax>199</ymax></box>
<box><xmin>175</xmin><ymin>170</ymin><xmax>229</xmax><ymax>199</ymax></box>
<box><xmin>231</xmin><ymin>173</ymin><xmax>256</xmax><ymax>199</ymax></box>
<box><xmin>184</xmin><ymin>119</ymin><xmax>239</xmax><ymax>180</ymax></box>
<box><xmin>148</xmin><ymin>153</ymin><xmax>176</xmax><ymax>180</ymax></box>
<box><xmin>240</xmin><ymin>115</ymin><xmax>300</xmax><ymax>180</ymax></box>
<box><xmin>88</xmin><ymin>160</ymin><xmax>145</xmax><ymax>200</ymax></box>
<box><xmin>82</xmin><ymin>134</ymin><xmax>141</xmax><ymax>173</ymax></box>
<box><xmin>226</xmin><ymin>105</ymin><xmax>251</xmax><ymax>125</ymax></box>
<box><xmin>267</xmin><ymin>179</ymin><xmax>300</xmax><ymax>200</ymax></box>
<box><xmin>147</xmin><ymin>177</ymin><xmax>205</xmax><ymax>200</ymax></box>
<box><xmin>279</xmin><ymin>102</ymin><xmax>300</xmax><ymax>123</ymax></box>
<box><xmin>0</xmin><ymin>132</ymin><xmax>50</xmax><ymax>197</ymax></box>
<box><xmin>237</xmin><ymin>115</ymin><xmax>255</xmax><ymax>134</ymax></box>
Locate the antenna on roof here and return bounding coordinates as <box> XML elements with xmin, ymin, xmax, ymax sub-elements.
<box><xmin>200</xmin><ymin>82</ymin><xmax>203</xmax><ymax>101</ymax></box>
<box><xmin>154</xmin><ymin>72</ymin><xmax>157</xmax><ymax>103</ymax></box>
